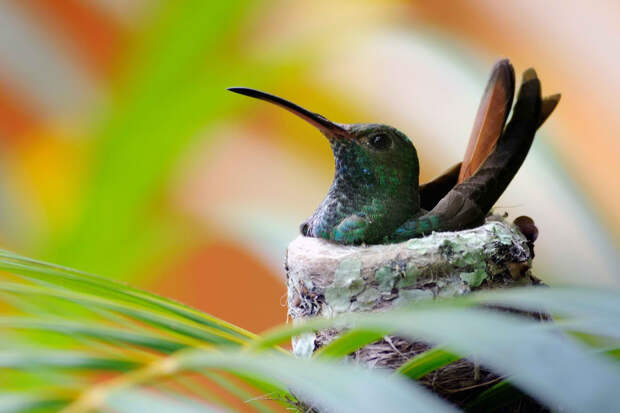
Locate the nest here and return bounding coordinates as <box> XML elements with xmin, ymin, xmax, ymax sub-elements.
<box><xmin>285</xmin><ymin>217</ymin><xmax>548</xmax><ymax>411</ymax></box>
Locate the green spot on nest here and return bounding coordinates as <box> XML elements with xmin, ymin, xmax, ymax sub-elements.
<box><xmin>460</xmin><ymin>268</ymin><xmax>488</xmax><ymax>287</ymax></box>
<box><xmin>375</xmin><ymin>266</ymin><xmax>396</xmax><ymax>291</ymax></box>
<box><xmin>325</xmin><ymin>258</ymin><xmax>364</xmax><ymax>313</ymax></box>
<box><xmin>455</xmin><ymin>251</ymin><xmax>483</xmax><ymax>267</ymax></box>
<box><xmin>489</xmin><ymin>221</ymin><xmax>515</xmax><ymax>245</ymax></box>
<box><xmin>353</xmin><ymin>287</ymin><xmax>381</xmax><ymax>311</ymax></box>
<box><xmin>394</xmin><ymin>289</ymin><xmax>433</xmax><ymax>306</ymax></box>
<box><xmin>406</xmin><ymin>240</ymin><xmax>429</xmax><ymax>254</ymax></box>
<box><xmin>397</xmin><ymin>264</ymin><xmax>419</xmax><ymax>288</ymax></box>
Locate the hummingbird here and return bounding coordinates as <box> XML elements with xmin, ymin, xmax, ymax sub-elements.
<box><xmin>228</xmin><ymin>59</ymin><xmax>560</xmax><ymax>245</ymax></box>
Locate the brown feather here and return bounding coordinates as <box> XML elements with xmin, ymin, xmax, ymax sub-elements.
<box><xmin>458</xmin><ymin>59</ymin><xmax>515</xmax><ymax>183</ymax></box>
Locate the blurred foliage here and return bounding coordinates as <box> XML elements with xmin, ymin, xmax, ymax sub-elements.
<box><xmin>0</xmin><ymin>248</ymin><xmax>619</xmax><ymax>412</ymax></box>
<box><xmin>46</xmin><ymin>1</ymin><xmax>250</xmax><ymax>276</ymax></box>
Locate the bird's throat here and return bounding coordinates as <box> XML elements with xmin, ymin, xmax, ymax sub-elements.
<box><xmin>305</xmin><ymin>141</ymin><xmax>419</xmax><ymax>242</ymax></box>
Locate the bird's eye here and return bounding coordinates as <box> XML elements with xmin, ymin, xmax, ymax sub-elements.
<box><xmin>369</xmin><ymin>133</ymin><xmax>391</xmax><ymax>150</ymax></box>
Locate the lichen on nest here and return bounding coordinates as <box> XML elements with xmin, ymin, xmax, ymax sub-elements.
<box><xmin>286</xmin><ymin>217</ymin><xmax>537</xmax><ymax>328</ymax></box>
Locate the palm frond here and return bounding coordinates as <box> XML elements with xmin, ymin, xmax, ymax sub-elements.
<box><xmin>1</xmin><ymin>248</ymin><xmax>619</xmax><ymax>412</ymax></box>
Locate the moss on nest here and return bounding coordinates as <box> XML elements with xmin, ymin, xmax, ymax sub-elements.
<box><xmin>286</xmin><ymin>217</ymin><xmax>538</xmax><ymax>323</ymax></box>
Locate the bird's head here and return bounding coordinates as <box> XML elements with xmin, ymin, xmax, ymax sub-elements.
<box><xmin>228</xmin><ymin>87</ymin><xmax>419</xmax><ymax>195</ymax></box>
<box><xmin>228</xmin><ymin>87</ymin><xmax>420</xmax><ymax>242</ymax></box>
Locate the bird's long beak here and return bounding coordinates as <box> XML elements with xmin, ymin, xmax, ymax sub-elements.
<box><xmin>227</xmin><ymin>87</ymin><xmax>349</xmax><ymax>137</ymax></box>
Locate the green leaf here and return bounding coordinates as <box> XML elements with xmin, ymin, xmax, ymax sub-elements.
<box><xmin>0</xmin><ymin>351</ymin><xmax>139</xmax><ymax>371</ymax></box>
<box><xmin>4</xmin><ymin>246</ymin><xmax>620</xmax><ymax>413</ymax></box>
<box><xmin>255</xmin><ymin>305</ymin><xmax>620</xmax><ymax>412</ymax></box>
<box><xmin>199</xmin><ymin>371</ymin><xmax>278</xmax><ymax>413</ymax></box>
<box><xmin>0</xmin><ymin>282</ymin><xmax>244</xmax><ymax>347</ymax></box>
<box><xmin>0</xmin><ymin>250</ymin><xmax>256</xmax><ymax>342</ymax></box>
<box><xmin>230</xmin><ymin>372</ymin><xmax>292</xmax><ymax>410</ymax></box>
<box><xmin>46</xmin><ymin>1</ymin><xmax>249</xmax><ymax>277</ymax></box>
<box><xmin>67</xmin><ymin>351</ymin><xmax>458</xmax><ymax>413</ymax></box>
<box><xmin>554</xmin><ymin>316</ymin><xmax>620</xmax><ymax>340</ymax></box>
<box><xmin>0</xmin><ymin>393</ymin><xmax>70</xmax><ymax>413</ymax></box>
<box><xmin>0</xmin><ymin>317</ymin><xmax>186</xmax><ymax>354</ymax></box>
<box><xmin>470</xmin><ymin>287</ymin><xmax>620</xmax><ymax>320</ymax></box>
<box><xmin>315</xmin><ymin>330</ymin><xmax>386</xmax><ymax>358</ymax></box>
<box><xmin>465</xmin><ymin>381</ymin><xmax>524</xmax><ymax>412</ymax></box>
<box><xmin>470</xmin><ymin>287</ymin><xmax>620</xmax><ymax>340</ymax></box>
<box><xmin>107</xmin><ymin>389</ymin><xmax>224</xmax><ymax>413</ymax></box>
<box><xmin>181</xmin><ymin>352</ymin><xmax>458</xmax><ymax>413</ymax></box>
<box><xmin>396</xmin><ymin>347</ymin><xmax>460</xmax><ymax>380</ymax></box>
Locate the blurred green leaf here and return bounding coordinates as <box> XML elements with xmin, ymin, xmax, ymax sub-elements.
<box><xmin>198</xmin><ymin>371</ymin><xmax>278</xmax><ymax>413</ymax></box>
<box><xmin>107</xmin><ymin>389</ymin><xmax>224</xmax><ymax>413</ymax></box>
<box><xmin>0</xmin><ymin>351</ymin><xmax>139</xmax><ymax>371</ymax></box>
<box><xmin>0</xmin><ymin>317</ymin><xmax>185</xmax><ymax>353</ymax></box>
<box><xmin>465</xmin><ymin>381</ymin><xmax>524</xmax><ymax>413</ymax></box>
<box><xmin>0</xmin><ymin>282</ymin><xmax>244</xmax><ymax>347</ymax></box>
<box><xmin>0</xmin><ymin>393</ymin><xmax>71</xmax><ymax>413</ymax></box>
<box><xmin>396</xmin><ymin>347</ymin><xmax>460</xmax><ymax>380</ymax></box>
<box><xmin>47</xmin><ymin>1</ymin><xmax>250</xmax><ymax>278</ymax></box>
<box><xmin>0</xmin><ymin>250</ymin><xmax>257</xmax><ymax>342</ymax></box>
<box><xmin>67</xmin><ymin>351</ymin><xmax>457</xmax><ymax>413</ymax></box>
<box><xmin>3</xmin><ymin>247</ymin><xmax>620</xmax><ymax>412</ymax></box>
<box><xmin>314</xmin><ymin>329</ymin><xmax>386</xmax><ymax>358</ymax></box>
<box><xmin>470</xmin><ymin>287</ymin><xmax>620</xmax><ymax>320</ymax></box>
<box><xmin>255</xmin><ymin>304</ymin><xmax>620</xmax><ymax>412</ymax></box>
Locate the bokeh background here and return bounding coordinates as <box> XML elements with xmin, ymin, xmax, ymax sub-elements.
<box><xmin>0</xmin><ymin>0</ymin><xmax>618</xmax><ymax>333</ymax></box>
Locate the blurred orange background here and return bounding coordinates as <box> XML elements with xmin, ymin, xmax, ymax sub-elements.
<box><xmin>0</xmin><ymin>0</ymin><xmax>618</xmax><ymax>334</ymax></box>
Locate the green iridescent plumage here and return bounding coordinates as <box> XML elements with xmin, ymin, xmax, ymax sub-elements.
<box><xmin>229</xmin><ymin>60</ymin><xmax>559</xmax><ymax>245</ymax></box>
<box><xmin>304</xmin><ymin>123</ymin><xmax>419</xmax><ymax>244</ymax></box>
